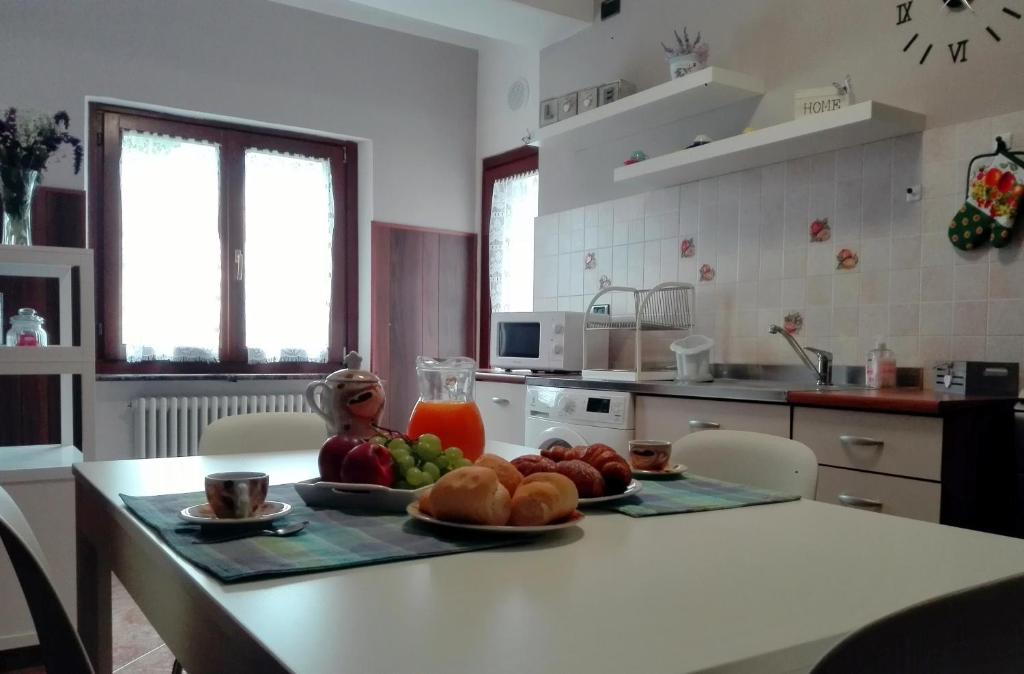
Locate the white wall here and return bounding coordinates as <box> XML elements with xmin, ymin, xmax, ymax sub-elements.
<box><xmin>0</xmin><ymin>0</ymin><xmax>480</xmax><ymax>359</ymax></box>
<box><xmin>476</xmin><ymin>40</ymin><xmax>540</xmax><ymax>162</ymax></box>
<box><xmin>538</xmin><ymin>0</ymin><xmax>1024</xmax><ymax>213</ymax></box>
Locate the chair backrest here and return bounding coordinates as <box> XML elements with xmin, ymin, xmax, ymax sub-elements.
<box><xmin>672</xmin><ymin>429</ymin><xmax>818</xmax><ymax>498</ymax></box>
<box><xmin>198</xmin><ymin>412</ymin><xmax>328</xmax><ymax>455</ymax></box>
<box><xmin>811</xmin><ymin>572</ymin><xmax>1024</xmax><ymax>673</ymax></box>
<box><xmin>0</xmin><ymin>486</ymin><xmax>94</xmax><ymax>674</ymax></box>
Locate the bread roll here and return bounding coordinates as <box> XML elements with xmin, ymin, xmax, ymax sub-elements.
<box><xmin>475</xmin><ymin>454</ymin><xmax>523</xmax><ymax>496</ymax></box>
<box><xmin>555</xmin><ymin>459</ymin><xmax>605</xmax><ymax>498</ymax></box>
<box><xmin>509</xmin><ymin>472</ymin><xmax>578</xmax><ymax>526</ymax></box>
<box><xmin>424</xmin><ymin>467</ymin><xmax>511</xmax><ymax>526</ymax></box>
<box><xmin>510</xmin><ymin>454</ymin><xmax>558</xmax><ymax>477</ymax></box>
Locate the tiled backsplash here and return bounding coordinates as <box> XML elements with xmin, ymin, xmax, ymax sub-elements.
<box><xmin>534</xmin><ymin>109</ymin><xmax>1024</xmax><ymax>371</ymax></box>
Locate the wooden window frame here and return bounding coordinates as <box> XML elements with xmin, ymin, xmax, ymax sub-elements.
<box><xmin>88</xmin><ymin>103</ymin><xmax>358</xmax><ymax>375</ymax></box>
<box><xmin>478</xmin><ymin>146</ymin><xmax>538</xmax><ymax>368</ymax></box>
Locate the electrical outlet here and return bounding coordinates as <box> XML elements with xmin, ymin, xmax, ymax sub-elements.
<box><xmin>994</xmin><ymin>132</ymin><xmax>1013</xmax><ymax>149</ymax></box>
<box><xmin>906</xmin><ymin>185</ymin><xmax>922</xmax><ymax>202</ymax></box>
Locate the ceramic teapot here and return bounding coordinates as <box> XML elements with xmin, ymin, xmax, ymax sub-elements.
<box><xmin>305</xmin><ymin>352</ymin><xmax>385</xmax><ymax>438</ymax></box>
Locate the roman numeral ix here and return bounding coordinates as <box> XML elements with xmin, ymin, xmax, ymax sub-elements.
<box><xmin>948</xmin><ymin>39</ymin><xmax>968</xmax><ymax>63</ymax></box>
<box><xmin>898</xmin><ymin>0</ymin><xmax>913</xmax><ymax>24</ymax></box>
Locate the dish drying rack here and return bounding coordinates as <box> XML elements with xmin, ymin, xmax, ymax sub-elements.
<box><xmin>583</xmin><ymin>282</ymin><xmax>695</xmax><ymax>381</ymax></box>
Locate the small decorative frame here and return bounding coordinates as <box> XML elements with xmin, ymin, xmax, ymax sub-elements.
<box><xmin>557</xmin><ymin>92</ymin><xmax>578</xmax><ymax>120</ymax></box>
<box><xmin>579</xmin><ymin>87</ymin><xmax>599</xmax><ymax>113</ymax></box>
<box><xmin>539</xmin><ymin>98</ymin><xmax>558</xmax><ymax>127</ymax></box>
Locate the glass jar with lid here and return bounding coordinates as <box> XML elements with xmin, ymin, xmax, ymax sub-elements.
<box><xmin>6</xmin><ymin>308</ymin><xmax>48</xmax><ymax>347</ymax></box>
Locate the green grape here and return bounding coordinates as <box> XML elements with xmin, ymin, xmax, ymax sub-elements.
<box><xmin>453</xmin><ymin>458</ymin><xmax>472</xmax><ymax>469</ymax></box>
<box><xmin>443</xmin><ymin>447</ymin><xmax>463</xmax><ymax>461</ymax></box>
<box><xmin>433</xmin><ymin>455</ymin><xmax>450</xmax><ymax>471</ymax></box>
<box><xmin>420</xmin><ymin>471</ymin><xmax>437</xmax><ymax>485</ymax></box>
<box><xmin>417</xmin><ymin>433</ymin><xmax>442</xmax><ymax>454</ymax></box>
<box><xmin>394</xmin><ymin>454</ymin><xmax>415</xmax><ymax>472</ymax></box>
<box><xmin>413</xmin><ymin>442</ymin><xmax>442</xmax><ymax>462</ymax></box>
<box><xmin>405</xmin><ymin>467</ymin><xmax>426</xmax><ymax>487</ymax></box>
<box><xmin>389</xmin><ymin>446</ymin><xmax>411</xmax><ymax>460</ymax></box>
<box><xmin>387</xmin><ymin>438</ymin><xmax>411</xmax><ymax>453</ymax></box>
<box><xmin>422</xmin><ymin>462</ymin><xmax>441</xmax><ymax>481</ymax></box>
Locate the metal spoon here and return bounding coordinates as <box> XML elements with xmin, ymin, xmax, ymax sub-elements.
<box><xmin>193</xmin><ymin>520</ymin><xmax>309</xmax><ymax>544</ymax></box>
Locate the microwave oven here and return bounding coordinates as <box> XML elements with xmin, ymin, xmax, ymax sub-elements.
<box><xmin>490</xmin><ymin>311</ymin><xmax>586</xmax><ymax>372</ymax></box>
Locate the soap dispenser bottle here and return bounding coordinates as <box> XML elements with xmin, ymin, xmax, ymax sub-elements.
<box><xmin>866</xmin><ymin>340</ymin><xmax>897</xmax><ymax>389</ymax></box>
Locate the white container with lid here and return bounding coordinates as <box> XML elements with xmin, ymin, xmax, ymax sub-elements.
<box><xmin>866</xmin><ymin>340</ymin><xmax>896</xmax><ymax>389</ymax></box>
<box><xmin>670</xmin><ymin>335</ymin><xmax>714</xmax><ymax>383</ymax></box>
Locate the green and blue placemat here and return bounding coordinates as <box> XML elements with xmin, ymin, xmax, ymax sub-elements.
<box><xmin>609</xmin><ymin>475</ymin><xmax>800</xmax><ymax>517</ymax></box>
<box><xmin>121</xmin><ymin>485</ymin><xmax>524</xmax><ymax>583</ymax></box>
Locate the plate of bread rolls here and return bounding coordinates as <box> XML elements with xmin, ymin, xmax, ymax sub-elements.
<box><xmin>511</xmin><ymin>444</ymin><xmax>643</xmax><ymax>506</ymax></box>
<box><xmin>409</xmin><ymin>455</ymin><xmax>584</xmax><ymax>533</ymax></box>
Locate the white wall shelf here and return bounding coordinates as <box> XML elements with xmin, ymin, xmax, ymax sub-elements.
<box><xmin>535</xmin><ymin>67</ymin><xmax>764</xmax><ymax>147</ymax></box>
<box><xmin>0</xmin><ymin>245</ymin><xmax>95</xmax><ymax>460</ymax></box>
<box><xmin>613</xmin><ymin>101</ymin><xmax>926</xmax><ymax>189</ymax></box>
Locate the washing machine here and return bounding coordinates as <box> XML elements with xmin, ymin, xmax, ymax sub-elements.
<box><xmin>524</xmin><ymin>385</ymin><xmax>634</xmax><ymax>457</ymax></box>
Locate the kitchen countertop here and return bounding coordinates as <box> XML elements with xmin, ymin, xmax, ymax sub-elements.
<box><xmin>475</xmin><ymin>370</ymin><xmax>528</xmax><ymax>384</ymax></box>
<box><xmin>787</xmin><ymin>387</ymin><xmax>1020</xmax><ymax>414</ymax></box>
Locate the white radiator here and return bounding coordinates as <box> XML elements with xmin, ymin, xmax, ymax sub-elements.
<box><xmin>132</xmin><ymin>394</ymin><xmax>312</xmax><ymax>458</ymax></box>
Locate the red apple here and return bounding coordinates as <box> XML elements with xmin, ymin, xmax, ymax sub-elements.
<box><xmin>339</xmin><ymin>442</ymin><xmax>395</xmax><ymax>486</ymax></box>
<box><xmin>998</xmin><ymin>171</ymin><xmax>1018</xmax><ymax>193</ymax></box>
<box><xmin>318</xmin><ymin>435</ymin><xmax>362</xmax><ymax>482</ymax></box>
<box><xmin>984</xmin><ymin>168</ymin><xmax>1003</xmax><ymax>188</ymax></box>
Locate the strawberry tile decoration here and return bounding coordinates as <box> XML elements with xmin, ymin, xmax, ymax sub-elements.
<box><xmin>584</xmin><ymin>251</ymin><xmax>596</xmax><ymax>269</ymax></box>
<box><xmin>783</xmin><ymin>311</ymin><xmax>803</xmax><ymax>335</ymax></box>
<box><xmin>836</xmin><ymin>248</ymin><xmax>858</xmax><ymax>270</ymax></box>
<box><xmin>949</xmin><ymin>152</ymin><xmax>1024</xmax><ymax>250</ymax></box>
<box><xmin>599</xmin><ymin>274</ymin><xmax>612</xmax><ymax>289</ymax></box>
<box><xmin>810</xmin><ymin>218</ymin><xmax>831</xmax><ymax>243</ymax></box>
<box><xmin>698</xmin><ymin>263</ymin><xmax>715</xmax><ymax>282</ymax></box>
<box><xmin>680</xmin><ymin>238</ymin><xmax>696</xmax><ymax>257</ymax></box>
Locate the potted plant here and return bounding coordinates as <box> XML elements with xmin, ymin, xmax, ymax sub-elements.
<box><xmin>0</xmin><ymin>108</ymin><xmax>83</xmax><ymax>245</ymax></box>
<box><xmin>661</xmin><ymin>28</ymin><xmax>709</xmax><ymax>80</ymax></box>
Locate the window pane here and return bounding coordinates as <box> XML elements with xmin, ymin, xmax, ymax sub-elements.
<box><xmin>243</xmin><ymin>150</ymin><xmax>334</xmax><ymax>363</ymax></box>
<box><xmin>120</xmin><ymin>132</ymin><xmax>221</xmax><ymax>362</ymax></box>
<box><xmin>489</xmin><ymin>171</ymin><xmax>538</xmax><ymax>313</ymax></box>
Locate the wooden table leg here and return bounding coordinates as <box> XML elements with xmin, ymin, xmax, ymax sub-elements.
<box><xmin>76</xmin><ymin>480</ymin><xmax>112</xmax><ymax>674</ymax></box>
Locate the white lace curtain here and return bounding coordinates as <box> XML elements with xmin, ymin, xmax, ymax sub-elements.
<box><xmin>489</xmin><ymin>170</ymin><xmax>538</xmax><ymax>313</ymax></box>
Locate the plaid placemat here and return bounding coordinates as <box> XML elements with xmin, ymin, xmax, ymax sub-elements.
<box><xmin>608</xmin><ymin>476</ymin><xmax>800</xmax><ymax>517</ymax></box>
<box><xmin>121</xmin><ymin>485</ymin><xmax>525</xmax><ymax>583</ymax></box>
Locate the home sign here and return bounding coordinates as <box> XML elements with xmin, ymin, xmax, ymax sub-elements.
<box><xmin>793</xmin><ymin>86</ymin><xmax>850</xmax><ymax>119</ymax></box>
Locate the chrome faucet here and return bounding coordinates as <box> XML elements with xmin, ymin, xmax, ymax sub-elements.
<box><xmin>768</xmin><ymin>325</ymin><xmax>833</xmax><ymax>386</ymax></box>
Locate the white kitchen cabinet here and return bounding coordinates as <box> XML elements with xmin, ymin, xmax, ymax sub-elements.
<box><xmin>476</xmin><ymin>380</ymin><xmax>526</xmax><ymax>445</ymax></box>
<box><xmin>816</xmin><ymin>466</ymin><xmax>942</xmax><ymax>523</ymax></box>
<box><xmin>635</xmin><ymin>396</ymin><xmax>790</xmax><ymax>442</ymax></box>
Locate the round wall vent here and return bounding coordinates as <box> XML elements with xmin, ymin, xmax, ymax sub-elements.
<box><xmin>507</xmin><ymin>78</ymin><xmax>530</xmax><ymax>111</ymax></box>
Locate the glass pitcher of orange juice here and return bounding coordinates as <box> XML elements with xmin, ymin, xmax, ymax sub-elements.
<box><xmin>407</xmin><ymin>356</ymin><xmax>486</xmax><ymax>461</ymax></box>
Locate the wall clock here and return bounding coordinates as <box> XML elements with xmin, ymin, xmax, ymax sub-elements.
<box><xmin>896</xmin><ymin>0</ymin><xmax>1021</xmax><ymax>64</ymax></box>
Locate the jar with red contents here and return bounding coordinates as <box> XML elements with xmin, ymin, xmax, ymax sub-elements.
<box><xmin>6</xmin><ymin>308</ymin><xmax>48</xmax><ymax>347</ymax></box>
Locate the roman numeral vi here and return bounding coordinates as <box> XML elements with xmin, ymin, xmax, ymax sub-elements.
<box><xmin>948</xmin><ymin>39</ymin><xmax>968</xmax><ymax>63</ymax></box>
<box><xmin>898</xmin><ymin>1</ymin><xmax>913</xmax><ymax>24</ymax></box>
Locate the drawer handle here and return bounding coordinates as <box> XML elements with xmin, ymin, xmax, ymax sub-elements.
<box><xmin>839</xmin><ymin>435</ymin><xmax>884</xmax><ymax>450</ymax></box>
<box><xmin>689</xmin><ymin>420</ymin><xmax>721</xmax><ymax>430</ymax></box>
<box><xmin>838</xmin><ymin>493</ymin><xmax>884</xmax><ymax>510</ymax></box>
<box><xmin>491</xmin><ymin>397</ymin><xmax>510</xmax><ymax>406</ymax></box>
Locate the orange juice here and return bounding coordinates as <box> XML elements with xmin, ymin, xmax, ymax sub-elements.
<box><xmin>407</xmin><ymin>400</ymin><xmax>486</xmax><ymax>461</ymax></box>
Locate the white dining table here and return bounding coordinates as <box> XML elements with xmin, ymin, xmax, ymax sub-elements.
<box><xmin>74</xmin><ymin>440</ymin><xmax>1024</xmax><ymax>674</ymax></box>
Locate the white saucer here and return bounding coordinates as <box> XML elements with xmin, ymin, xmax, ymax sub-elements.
<box><xmin>406</xmin><ymin>503</ymin><xmax>584</xmax><ymax>534</ymax></box>
<box><xmin>178</xmin><ymin>500</ymin><xmax>292</xmax><ymax>525</ymax></box>
<box><xmin>632</xmin><ymin>464</ymin><xmax>688</xmax><ymax>478</ymax></box>
<box><xmin>577</xmin><ymin>479</ymin><xmax>643</xmax><ymax>506</ymax></box>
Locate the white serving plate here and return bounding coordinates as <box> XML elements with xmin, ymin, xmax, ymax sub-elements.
<box><xmin>632</xmin><ymin>464</ymin><xmax>688</xmax><ymax>479</ymax></box>
<box><xmin>406</xmin><ymin>503</ymin><xmax>584</xmax><ymax>534</ymax></box>
<box><xmin>178</xmin><ymin>500</ymin><xmax>292</xmax><ymax>526</ymax></box>
<box><xmin>294</xmin><ymin>478</ymin><xmax>429</xmax><ymax>513</ymax></box>
<box><xmin>577</xmin><ymin>479</ymin><xmax>643</xmax><ymax>506</ymax></box>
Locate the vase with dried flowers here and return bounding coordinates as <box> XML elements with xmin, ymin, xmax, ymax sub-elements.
<box><xmin>0</xmin><ymin>108</ymin><xmax>83</xmax><ymax>245</ymax></box>
<box><xmin>661</xmin><ymin>28</ymin><xmax>709</xmax><ymax>80</ymax></box>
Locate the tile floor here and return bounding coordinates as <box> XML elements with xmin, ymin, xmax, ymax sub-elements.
<box><xmin>2</xmin><ymin>576</ymin><xmax>178</xmax><ymax>673</ymax></box>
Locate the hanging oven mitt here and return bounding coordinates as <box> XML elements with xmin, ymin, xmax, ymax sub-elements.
<box><xmin>949</xmin><ymin>151</ymin><xmax>1024</xmax><ymax>250</ymax></box>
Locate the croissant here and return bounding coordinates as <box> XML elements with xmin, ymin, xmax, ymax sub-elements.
<box><xmin>540</xmin><ymin>445</ymin><xmax>569</xmax><ymax>462</ymax></box>
<box><xmin>581</xmin><ymin>446</ymin><xmax>632</xmax><ymax>495</ymax></box>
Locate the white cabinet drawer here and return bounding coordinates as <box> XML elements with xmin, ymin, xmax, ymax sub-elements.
<box><xmin>475</xmin><ymin>381</ymin><xmax>525</xmax><ymax>445</ymax></box>
<box><xmin>816</xmin><ymin>466</ymin><xmax>941</xmax><ymax>523</ymax></box>
<box><xmin>635</xmin><ymin>396</ymin><xmax>790</xmax><ymax>442</ymax></box>
<box><xmin>792</xmin><ymin>408</ymin><xmax>942</xmax><ymax>481</ymax></box>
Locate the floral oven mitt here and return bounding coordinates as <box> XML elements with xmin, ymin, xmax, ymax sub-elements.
<box><xmin>949</xmin><ymin>152</ymin><xmax>1024</xmax><ymax>250</ymax></box>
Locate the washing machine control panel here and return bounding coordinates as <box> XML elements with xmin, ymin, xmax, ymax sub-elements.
<box><xmin>527</xmin><ymin>386</ymin><xmax>634</xmax><ymax>430</ymax></box>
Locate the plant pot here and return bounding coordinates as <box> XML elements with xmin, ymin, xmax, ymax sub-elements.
<box><xmin>668</xmin><ymin>54</ymin><xmax>701</xmax><ymax>80</ymax></box>
<box><xmin>1</xmin><ymin>170</ymin><xmax>40</xmax><ymax>246</ymax></box>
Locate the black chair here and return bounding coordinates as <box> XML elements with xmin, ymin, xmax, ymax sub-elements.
<box><xmin>811</xmin><ymin>572</ymin><xmax>1024</xmax><ymax>673</ymax></box>
<box><xmin>0</xmin><ymin>485</ymin><xmax>93</xmax><ymax>673</ymax></box>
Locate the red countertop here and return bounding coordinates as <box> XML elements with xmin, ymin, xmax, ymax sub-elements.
<box><xmin>787</xmin><ymin>387</ymin><xmax>1020</xmax><ymax>415</ymax></box>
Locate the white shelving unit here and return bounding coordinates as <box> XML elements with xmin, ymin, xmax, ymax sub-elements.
<box><xmin>0</xmin><ymin>245</ymin><xmax>95</xmax><ymax>474</ymax></box>
<box><xmin>535</xmin><ymin>67</ymin><xmax>765</xmax><ymax>147</ymax></box>
<box><xmin>614</xmin><ymin>101</ymin><xmax>926</xmax><ymax>189</ymax></box>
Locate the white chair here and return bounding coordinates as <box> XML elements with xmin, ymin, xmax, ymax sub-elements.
<box><xmin>198</xmin><ymin>412</ymin><xmax>328</xmax><ymax>455</ymax></box>
<box><xmin>672</xmin><ymin>429</ymin><xmax>818</xmax><ymax>498</ymax></box>
<box><xmin>0</xmin><ymin>486</ymin><xmax>94</xmax><ymax>673</ymax></box>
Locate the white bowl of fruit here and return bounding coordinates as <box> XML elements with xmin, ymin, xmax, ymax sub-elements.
<box><xmin>295</xmin><ymin>432</ymin><xmax>474</xmax><ymax>513</ymax></box>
